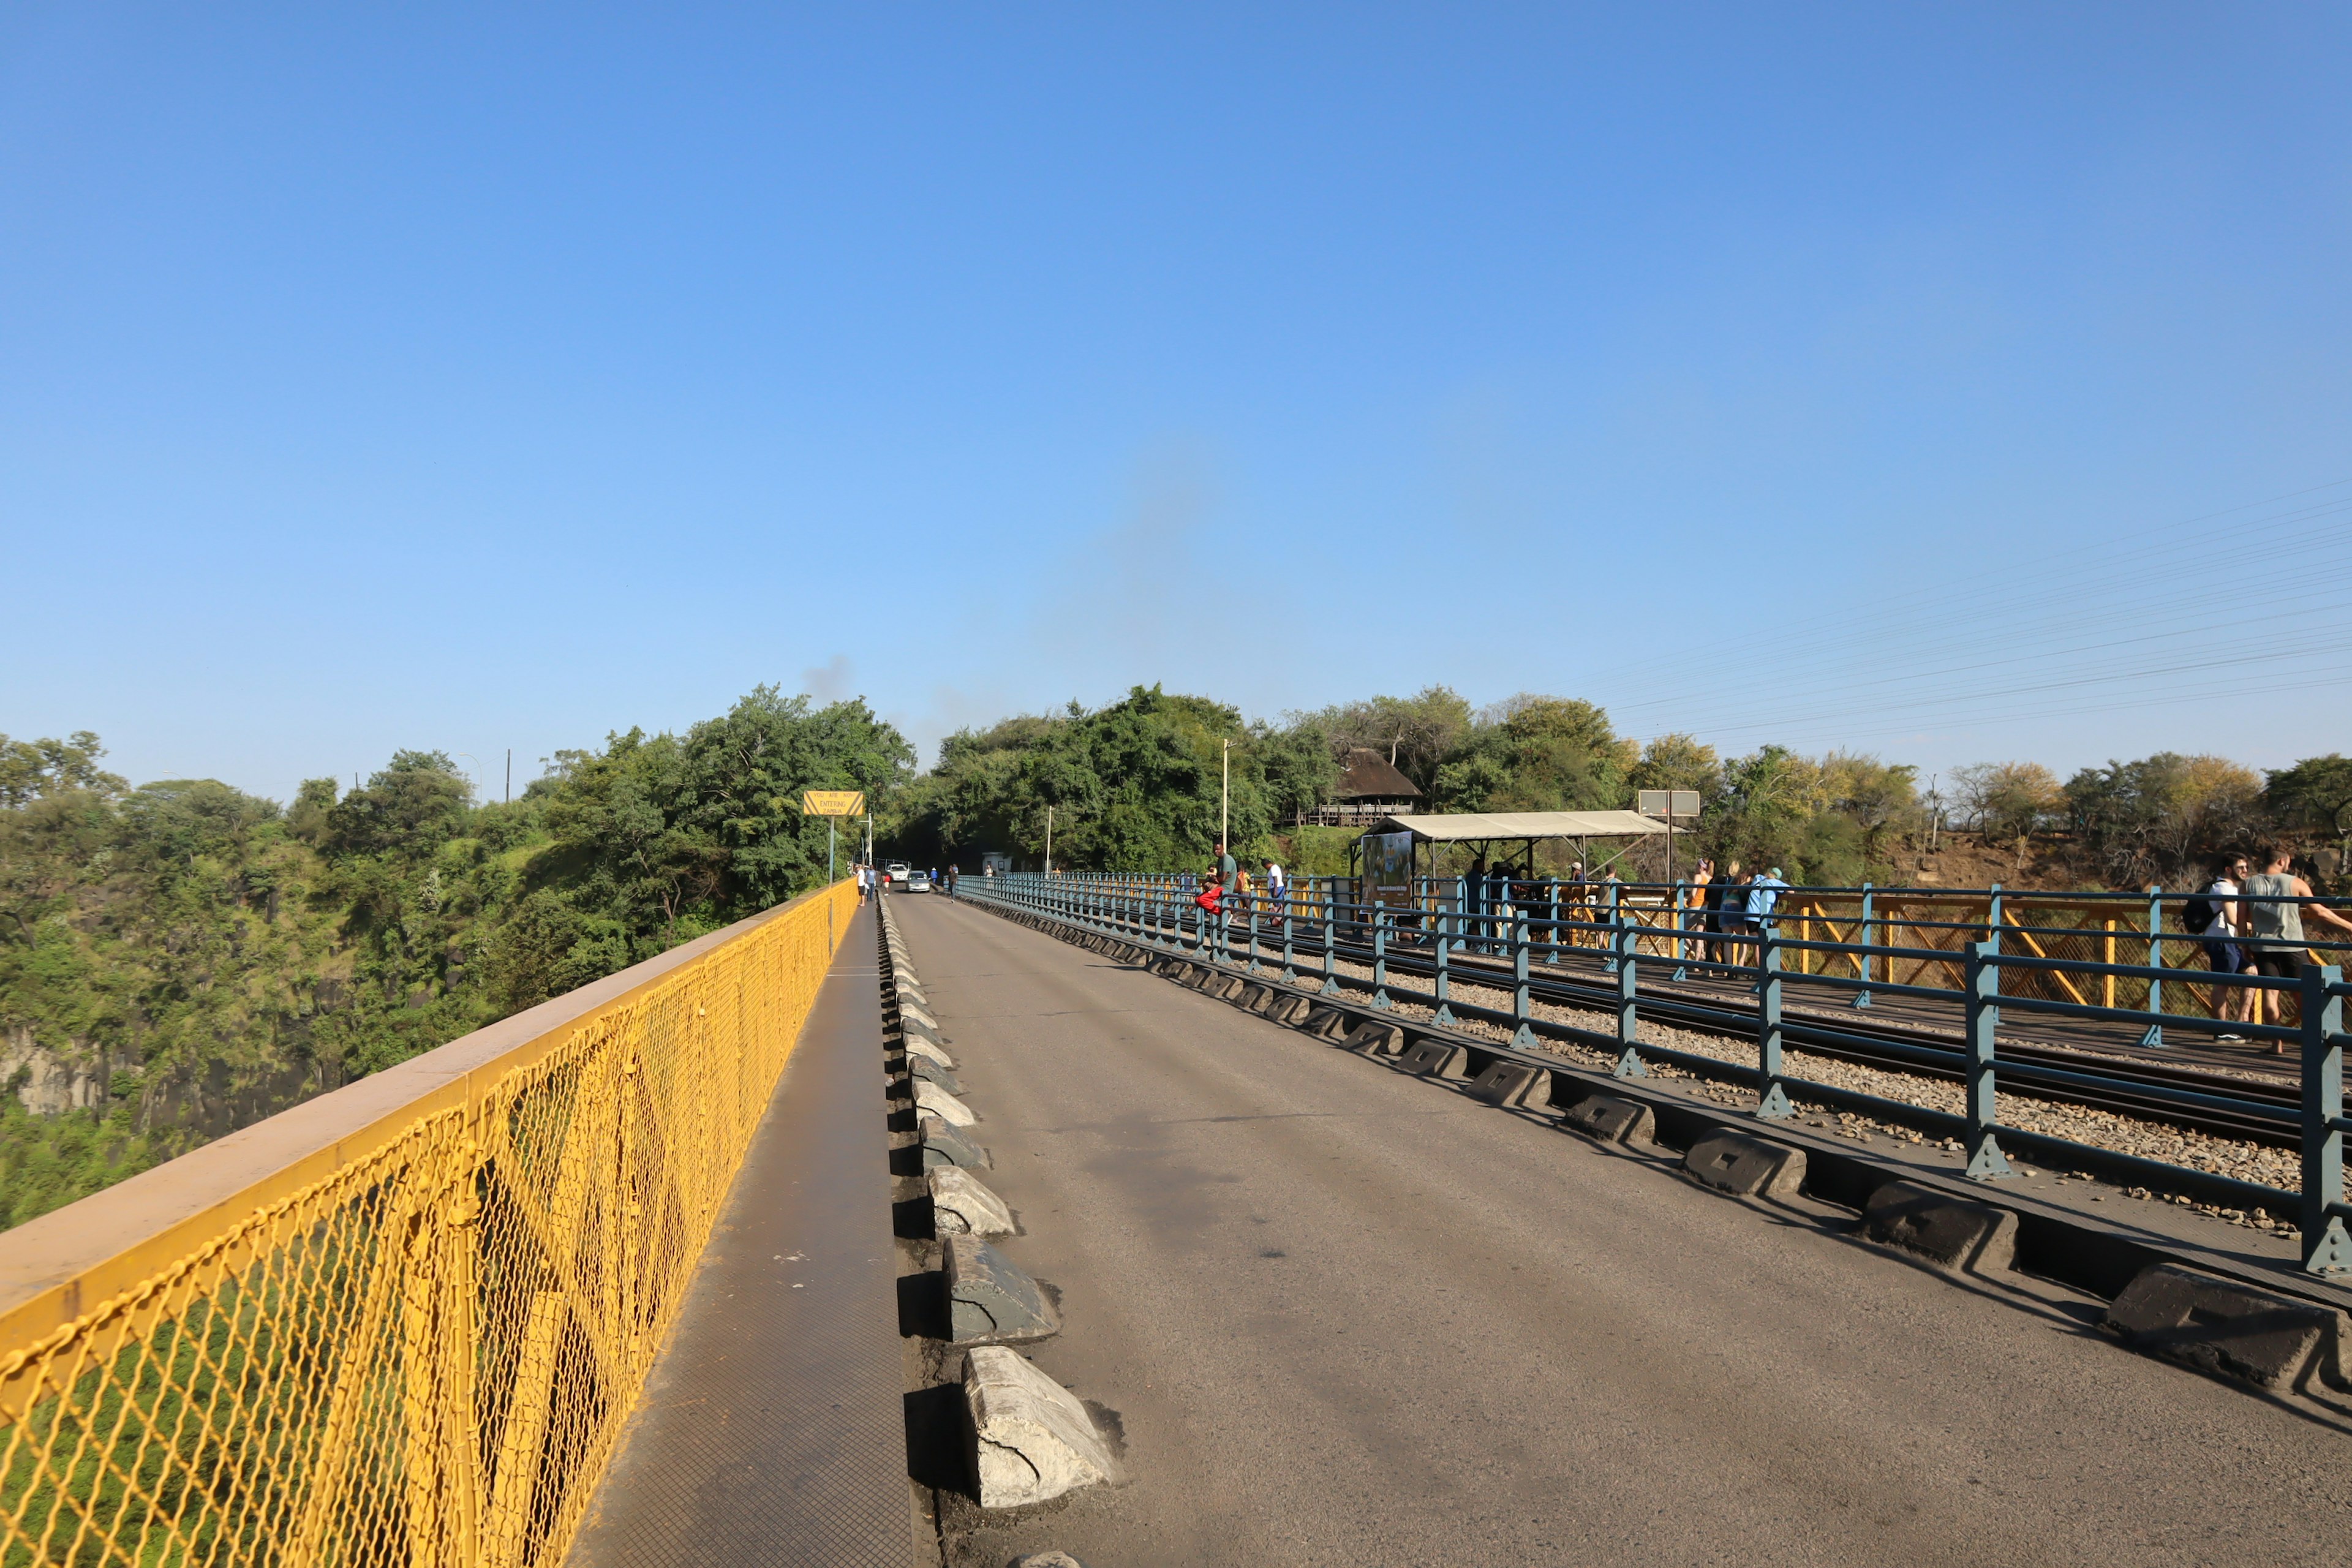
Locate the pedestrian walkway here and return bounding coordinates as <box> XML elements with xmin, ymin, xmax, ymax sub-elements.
<box><xmin>566</xmin><ymin>902</ymin><xmax>908</xmax><ymax>1567</ymax></box>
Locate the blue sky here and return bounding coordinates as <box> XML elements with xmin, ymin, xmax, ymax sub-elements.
<box><xmin>5</xmin><ymin>4</ymin><xmax>2348</xmax><ymax>804</ymax></box>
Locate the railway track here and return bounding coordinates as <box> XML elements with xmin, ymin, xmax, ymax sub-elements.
<box><xmin>1208</xmin><ymin>921</ymin><xmax>2305</xmax><ymax>1148</ymax></box>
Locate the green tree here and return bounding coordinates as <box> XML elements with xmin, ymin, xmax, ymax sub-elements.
<box><xmin>1956</xmin><ymin>761</ymin><xmax>2062</xmax><ymax>876</ymax></box>
<box><xmin>2266</xmin><ymin>754</ymin><xmax>2352</xmax><ymax>865</ymax></box>
<box><xmin>0</xmin><ymin>731</ymin><xmax>126</xmax><ymax>808</ymax></box>
<box><xmin>1300</xmin><ymin>687</ymin><xmax>1475</xmax><ymax>791</ymax></box>
<box><xmin>2061</xmin><ymin>753</ymin><xmax>2263</xmax><ymax>886</ymax></box>
<box><xmin>1629</xmin><ymin>734</ymin><xmax>1722</xmax><ymax>797</ymax></box>
<box><xmin>1819</xmin><ymin>753</ymin><xmax>1923</xmax><ymax>868</ymax></box>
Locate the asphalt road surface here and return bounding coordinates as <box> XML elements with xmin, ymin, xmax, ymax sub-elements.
<box><xmin>894</xmin><ymin>894</ymin><xmax>2348</xmax><ymax>1567</ymax></box>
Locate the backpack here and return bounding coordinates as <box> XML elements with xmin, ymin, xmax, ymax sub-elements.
<box><xmin>2182</xmin><ymin>885</ymin><xmax>2223</xmax><ymax>935</ymax></box>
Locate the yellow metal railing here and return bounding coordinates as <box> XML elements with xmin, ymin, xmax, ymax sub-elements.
<box><xmin>0</xmin><ymin>876</ymin><xmax>859</xmax><ymax>1568</ymax></box>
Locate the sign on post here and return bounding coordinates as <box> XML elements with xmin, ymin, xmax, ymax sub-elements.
<box><xmin>1362</xmin><ymin>830</ymin><xmax>1415</xmax><ymax>908</ymax></box>
<box><xmin>801</xmin><ymin>790</ymin><xmax>866</xmax><ymax>817</ymax></box>
<box><xmin>1637</xmin><ymin>790</ymin><xmax>1700</xmax><ymax>820</ymax></box>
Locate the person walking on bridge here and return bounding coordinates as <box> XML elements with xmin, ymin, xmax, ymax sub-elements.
<box><xmin>2192</xmin><ymin>853</ymin><xmax>2253</xmax><ymax>1036</ymax></box>
<box><xmin>1711</xmin><ymin>861</ymin><xmax>1748</xmax><ymax>973</ymax></box>
<box><xmin>946</xmin><ymin>862</ymin><xmax>960</xmax><ymax>897</ymax></box>
<box><xmin>1684</xmin><ymin>858</ymin><xmax>1715</xmax><ymax>970</ymax></box>
<box><xmin>2239</xmin><ymin>845</ymin><xmax>2352</xmax><ymax>1046</ymax></box>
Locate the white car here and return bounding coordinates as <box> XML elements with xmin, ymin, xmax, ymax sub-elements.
<box><xmin>884</xmin><ymin>861</ymin><xmax>911</xmax><ymax>886</ymax></box>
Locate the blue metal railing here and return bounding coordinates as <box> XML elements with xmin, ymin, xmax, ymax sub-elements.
<box><xmin>956</xmin><ymin>870</ymin><xmax>2351</xmax><ymax>1278</ymax></box>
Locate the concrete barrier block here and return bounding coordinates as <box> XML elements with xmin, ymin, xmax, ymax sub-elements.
<box><xmin>910</xmin><ymin>1056</ymin><xmax>963</xmax><ymax>1095</ymax></box>
<box><xmin>1469</xmin><ymin>1060</ymin><xmax>1550</xmax><ymax>1107</ymax></box>
<box><xmin>930</xmin><ymin>1166</ymin><xmax>1016</xmax><ymax>1237</ymax></box>
<box><xmin>1560</xmin><ymin>1094</ymin><xmax>1653</xmax><ymax>1145</ymax></box>
<box><xmin>1860</xmin><ymin>1180</ymin><xmax>2018</xmax><ymax>1273</ymax></box>
<box><xmin>963</xmin><ymin>1346</ymin><xmax>1119</xmax><ymax>1508</ymax></box>
<box><xmin>2103</xmin><ymin>1262</ymin><xmax>2345</xmax><ymax>1392</ymax></box>
<box><xmin>1341</xmin><ymin>1022</ymin><xmax>1408</xmax><ymax>1057</ymax></box>
<box><xmin>1268</xmin><ymin>994</ymin><xmax>1317</xmax><ymax>1026</ymax></box>
<box><xmin>945</xmin><ymin>1235</ymin><xmax>1061</xmax><ymax>1344</ymax></box>
<box><xmin>915</xmin><ymin>1080</ymin><xmax>978</xmax><ymax>1126</ymax></box>
<box><xmin>1205</xmin><ymin>973</ymin><xmax>1247</xmax><ymax>1001</ymax></box>
<box><xmin>905</xmin><ymin>1036</ymin><xmax>956</xmax><ymax>1070</ymax></box>
<box><xmin>1683</xmin><ymin>1129</ymin><xmax>1804</xmax><ymax>1199</ymax></box>
<box><xmin>1237</xmin><ymin>983</ymin><xmax>1273</xmax><ymax>1012</ymax></box>
<box><xmin>1304</xmin><ymin>1006</ymin><xmax>1354</xmax><ymax>1039</ymax></box>
<box><xmin>1399</xmin><ymin>1039</ymin><xmax>1468</xmax><ymax>1077</ymax></box>
<box><xmin>900</xmin><ymin>1000</ymin><xmax>940</xmax><ymax>1032</ymax></box>
<box><xmin>920</xmin><ymin>1114</ymin><xmax>990</xmax><ymax>1170</ymax></box>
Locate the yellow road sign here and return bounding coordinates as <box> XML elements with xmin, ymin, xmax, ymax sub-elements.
<box><xmin>801</xmin><ymin>790</ymin><xmax>866</xmax><ymax>817</ymax></box>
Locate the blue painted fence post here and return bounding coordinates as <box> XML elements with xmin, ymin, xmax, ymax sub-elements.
<box><xmin>1433</xmin><ymin>890</ymin><xmax>1455</xmax><ymax>1026</ymax></box>
<box><xmin>1512</xmin><ymin>916</ymin><xmax>1536</xmax><ymax>1047</ymax></box>
<box><xmin>1371</xmin><ymin>903</ymin><xmax>1393</xmax><ymax>1011</ymax></box>
<box><xmin>1756</xmin><ymin>923</ymin><xmax>1792</xmax><ymax>1118</ymax></box>
<box><xmin>1963</xmin><ymin>940</ymin><xmax>2015</xmax><ymax>1180</ymax></box>
<box><xmin>2141</xmin><ymin>886</ymin><xmax>2166</xmax><ymax>1047</ymax></box>
<box><xmin>1614</xmin><ymin>904</ymin><xmax>1645</xmax><ymax>1079</ymax></box>
<box><xmin>2301</xmin><ymin>965</ymin><xmax>2350</xmax><ymax>1275</ymax></box>
<box><xmin>1320</xmin><ymin>880</ymin><xmax>1340</xmax><ymax>995</ymax></box>
<box><xmin>1280</xmin><ymin>893</ymin><xmax>1297</xmax><ymax>984</ymax></box>
<box><xmin>1852</xmin><ymin>883</ymin><xmax>1874</xmax><ymax>1008</ymax></box>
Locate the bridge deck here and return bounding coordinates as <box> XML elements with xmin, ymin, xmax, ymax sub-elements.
<box><xmin>567</xmin><ymin>901</ymin><xmax>910</xmax><ymax>1567</ymax></box>
<box><xmin>899</xmin><ymin>894</ymin><xmax>2344</xmax><ymax>1567</ymax></box>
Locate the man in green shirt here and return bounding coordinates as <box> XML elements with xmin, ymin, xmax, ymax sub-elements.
<box><xmin>1218</xmin><ymin>845</ymin><xmax>1237</xmax><ymax>893</ymax></box>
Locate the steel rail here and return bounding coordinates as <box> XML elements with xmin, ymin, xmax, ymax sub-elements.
<box><xmin>1170</xmin><ymin>914</ymin><xmax>2309</xmax><ymax>1147</ymax></box>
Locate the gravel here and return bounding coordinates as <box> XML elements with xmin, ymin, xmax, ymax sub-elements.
<box><xmin>1286</xmin><ymin>957</ymin><xmax>2305</xmax><ymax>1240</ymax></box>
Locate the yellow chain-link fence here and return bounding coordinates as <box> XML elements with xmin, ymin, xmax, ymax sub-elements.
<box><xmin>0</xmin><ymin>877</ymin><xmax>860</xmax><ymax>1568</ymax></box>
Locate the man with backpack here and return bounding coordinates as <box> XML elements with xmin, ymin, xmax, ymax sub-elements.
<box><xmin>2186</xmin><ymin>854</ymin><xmax>2254</xmax><ymax>1036</ymax></box>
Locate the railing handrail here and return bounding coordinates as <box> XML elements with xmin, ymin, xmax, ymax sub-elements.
<box><xmin>0</xmin><ymin>883</ymin><xmax>846</xmax><ymax>1347</ymax></box>
<box><xmin>962</xmin><ymin>871</ymin><xmax>2350</xmax><ymax>1276</ymax></box>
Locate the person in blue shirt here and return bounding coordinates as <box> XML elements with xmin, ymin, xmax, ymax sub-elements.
<box><xmin>1746</xmin><ymin>867</ymin><xmax>1790</xmax><ymax>927</ymax></box>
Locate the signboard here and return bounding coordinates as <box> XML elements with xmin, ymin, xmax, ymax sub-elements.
<box><xmin>1637</xmin><ymin>789</ymin><xmax>1700</xmax><ymax>821</ymax></box>
<box><xmin>800</xmin><ymin>790</ymin><xmax>866</xmax><ymax>817</ymax></box>
<box><xmin>1362</xmin><ymin>830</ymin><xmax>1415</xmax><ymax>905</ymax></box>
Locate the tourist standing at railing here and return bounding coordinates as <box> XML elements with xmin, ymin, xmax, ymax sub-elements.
<box><xmin>946</xmin><ymin>863</ymin><xmax>960</xmax><ymax>897</ymax></box>
<box><xmin>2241</xmin><ymin>845</ymin><xmax>2352</xmax><ymax>1042</ymax></box>
<box><xmin>2190</xmin><ymin>854</ymin><xmax>2255</xmax><ymax>1037</ymax></box>
<box><xmin>1711</xmin><ymin>862</ymin><xmax>1749</xmax><ymax>971</ymax></box>
<box><xmin>1218</xmin><ymin>842</ymin><xmax>1238</xmax><ymax>894</ymax></box>
<box><xmin>1686</xmin><ymin>858</ymin><xmax>1716</xmax><ymax>968</ymax></box>
<box><xmin>1265</xmin><ymin>858</ymin><xmax>1286</xmax><ymax>909</ymax></box>
<box><xmin>1747</xmin><ymin>867</ymin><xmax>1790</xmax><ymax>941</ymax></box>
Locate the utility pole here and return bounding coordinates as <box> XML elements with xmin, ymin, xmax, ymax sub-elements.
<box><xmin>1045</xmin><ymin>804</ymin><xmax>1054</xmax><ymax>876</ymax></box>
<box><xmin>1221</xmin><ymin>737</ymin><xmax>1231</xmax><ymax>853</ymax></box>
<box><xmin>504</xmin><ymin>749</ymin><xmax>511</xmax><ymax>804</ymax></box>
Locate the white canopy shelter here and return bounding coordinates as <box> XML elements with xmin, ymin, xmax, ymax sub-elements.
<box><xmin>1369</xmin><ymin>810</ymin><xmax>1668</xmax><ymax>843</ymax></box>
<box><xmin>1353</xmin><ymin>809</ymin><xmax>1678</xmax><ymax>891</ymax></box>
